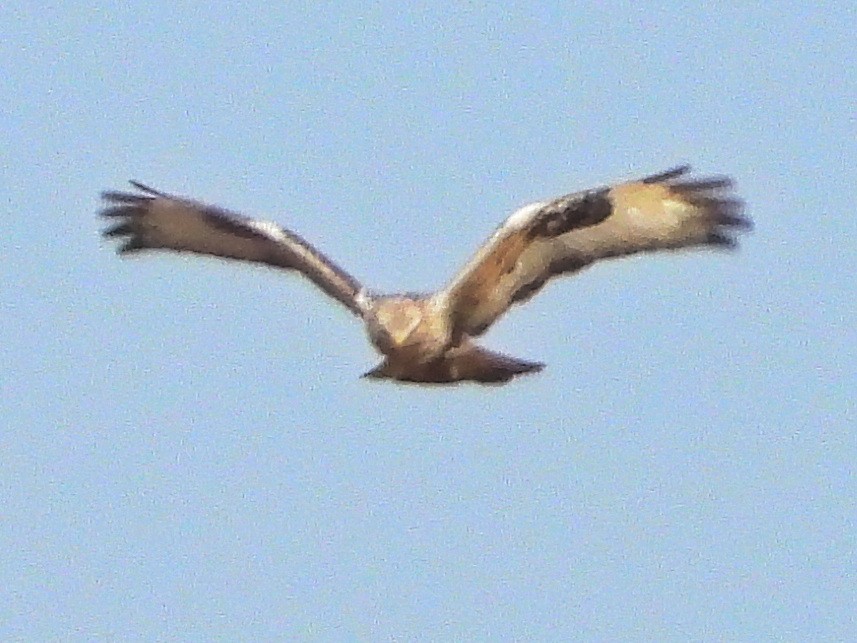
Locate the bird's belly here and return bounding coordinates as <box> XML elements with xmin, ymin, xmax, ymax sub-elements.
<box><xmin>370</xmin><ymin>317</ymin><xmax>450</xmax><ymax>364</ymax></box>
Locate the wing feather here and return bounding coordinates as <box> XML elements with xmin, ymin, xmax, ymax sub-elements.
<box><xmin>100</xmin><ymin>182</ymin><xmax>365</xmax><ymax>315</ymax></box>
<box><xmin>440</xmin><ymin>166</ymin><xmax>750</xmax><ymax>337</ymax></box>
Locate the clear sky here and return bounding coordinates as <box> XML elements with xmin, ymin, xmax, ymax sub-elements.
<box><xmin>2</xmin><ymin>2</ymin><xmax>855</xmax><ymax>639</ymax></box>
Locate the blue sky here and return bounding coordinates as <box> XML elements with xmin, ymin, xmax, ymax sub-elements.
<box><xmin>2</xmin><ymin>2</ymin><xmax>854</xmax><ymax>639</ymax></box>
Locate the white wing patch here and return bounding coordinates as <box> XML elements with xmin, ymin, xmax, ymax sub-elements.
<box><xmin>247</xmin><ymin>219</ymin><xmax>287</xmax><ymax>240</ymax></box>
<box><xmin>504</xmin><ymin>201</ymin><xmax>548</xmax><ymax>229</ymax></box>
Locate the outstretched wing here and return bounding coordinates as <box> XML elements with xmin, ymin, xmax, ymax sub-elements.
<box><xmin>440</xmin><ymin>165</ymin><xmax>750</xmax><ymax>337</ymax></box>
<box><xmin>100</xmin><ymin>181</ymin><xmax>366</xmax><ymax>315</ymax></box>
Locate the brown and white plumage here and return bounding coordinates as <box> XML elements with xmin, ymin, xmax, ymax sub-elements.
<box><xmin>440</xmin><ymin>165</ymin><xmax>748</xmax><ymax>337</ymax></box>
<box><xmin>101</xmin><ymin>182</ymin><xmax>364</xmax><ymax>315</ymax></box>
<box><xmin>100</xmin><ymin>165</ymin><xmax>750</xmax><ymax>385</ymax></box>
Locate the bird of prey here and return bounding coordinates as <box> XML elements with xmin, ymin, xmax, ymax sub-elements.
<box><xmin>100</xmin><ymin>165</ymin><xmax>750</xmax><ymax>385</ymax></box>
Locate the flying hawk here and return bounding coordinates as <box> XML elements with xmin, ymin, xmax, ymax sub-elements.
<box><xmin>100</xmin><ymin>165</ymin><xmax>750</xmax><ymax>385</ymax></box>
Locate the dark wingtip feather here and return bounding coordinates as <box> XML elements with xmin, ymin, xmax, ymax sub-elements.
<box><xmin>518</xmin><ymin>361</ymin><xmax>545</xmax><ymax>376</ymax></box>
<box><xmin>684</xmin><ymin>196</ymin><xmax>748</xmax><ymax>222</ymax></box>
<box><xmin>99</xmin><ymin>204</ymin><xmax>141</xmax><ymax>218</ymax></box>
<box><xmin>102</xmin><ymin>221</ymin><xmax>135</xmax><ymax>238</ymax></box>
<box><xmin>101</xmin><ymin>180</ymin><xmax>163</xmax><ymax>204</ymax></box>
<box><xmin>128</xmin><ymin>180</ymin><xmax>166</xmax><ymax>197</ymax></box>
<box><xmin>99</xmin><ymin>182</ymin><xmax>156</xmax><ymax>253</ymax></box>
<box><xmin>642</xmin><ymin>165</ymin><xmax>692</xmax><ymax>184</ymax></box>
<box><xmin>101</xmin><ymin>190</ymin><xmax>149</xmax><ymax>204</ymax></box>
<box><xmin>118</xmin><ymin>238</ymin><xmax>147</xmax><ymax>254</ymax></box>
<box><xmin>716</xmin><ymin>210</ymin><xmax>753</xmax><ymax>230</ymax></box>
<box><xmin>706</xmin><ymin>231</ymin><xmax>739</xmax><ymax>249</ymax></box>
<box><xmin>707</xmin><ymin>195</ymin><xmax>752</xmax><ymax>233</ymax></box>
<box><xmin>705</xmin><ymin>200</ymin><xmax>752</xmax><ymax>249</ymax></box>
<box><xmin>672</xmin><ymin>176</ymin><xmax>734</xmax><ymax>192</ymax></box>
<box><xmin>667</xmin><ymin>171</ymin><xmax>753</xmax><ymax>244</ymax></box>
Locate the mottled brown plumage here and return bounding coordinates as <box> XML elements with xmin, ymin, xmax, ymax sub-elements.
<box><xmin>100</xmin><ymin>165</ymin><xmax>750</xmax><ymax>385</ymax></box>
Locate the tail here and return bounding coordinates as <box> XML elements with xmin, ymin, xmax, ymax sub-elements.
<box><xmin>362</xmin><ymin>343</ymin><xmax>544</xmax><ymax>385</ymax></box>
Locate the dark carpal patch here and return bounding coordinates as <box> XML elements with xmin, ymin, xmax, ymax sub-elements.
<box><xmin>511</xmin><ymin>254</ymin><xmax>589</xmax><ymax>305</ymax></box>
<box><xmin>531</xmin><ymin>189</ymin><xmax>612</xmax><ymax>238</ymax></box>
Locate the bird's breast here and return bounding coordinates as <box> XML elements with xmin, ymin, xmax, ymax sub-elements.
<box><xmin>366</xmin><ymin>297</ymin><xmax>451</xmax><ymax>362</ymax></box>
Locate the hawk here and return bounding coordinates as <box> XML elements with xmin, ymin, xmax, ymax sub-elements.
<box><xmin>100</xmin><ymin>165</ymin><xmax>750</xmax><ymax>385</ymax></box>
